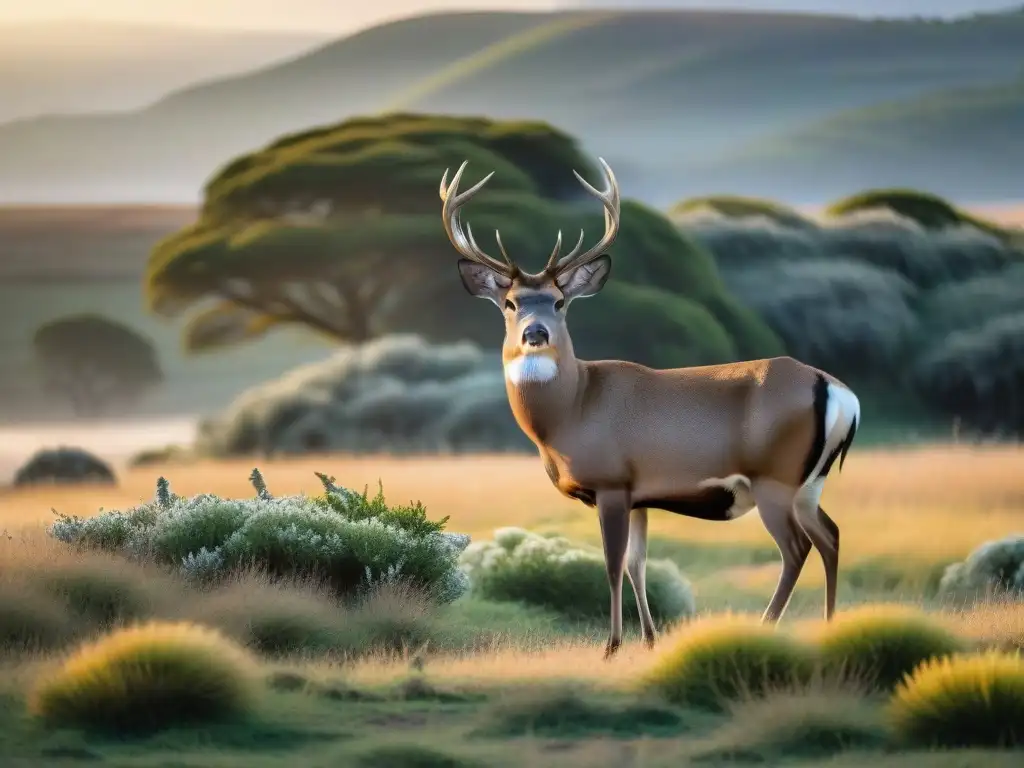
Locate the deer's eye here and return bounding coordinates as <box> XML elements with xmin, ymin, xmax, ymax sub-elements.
<box><xmin>554</xmin><ymin>298</ymin><xmax>565</xmax><ymax>311</ymax></box>
<box><xmin>504</xmin><ymin>299</ymin><xmax>516</xmax><ymax>312</ymax></box>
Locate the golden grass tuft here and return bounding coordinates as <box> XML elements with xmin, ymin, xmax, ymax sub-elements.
<box><xmin>812</xmin><ymin>604</ymin><xmax>967</xmax><ymax>690</ymax></box>
<box><xmin>641</xmin><ymin>615</ymin><xmax>817</xmax><ymax>710</ymax></box>
<box><xmin>28</xmin><ymin>620</ymin><xmax>261</xmax><ymax>733</ymax></box>
<box><xmin>889</xmin><ymin>650</ymin><xmax>1024</xmax><ymax>748</ymax></box>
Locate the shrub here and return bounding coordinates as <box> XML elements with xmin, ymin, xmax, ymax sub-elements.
<box><xmin>695</xmin><ymin>690</ymin><xmax>888</xmax><ymax>762</ymax></box>
<box><xmin>28</xmin><ymin>621</ymin><xmax>260</xmax><ymax>733</ymax></box>
<box><xmin>193</xmin><ymin>335</ymin><xmax>529</xmax><ymax>457</ymax></box>
<box><xmin>889</xmin><ymin>651</ymin><xmax>1024</xmax><ymax>748</ymax></box>
<box><xmin>909</xmin><ymin>312</ymin><xmax>1024</xmax><ymax>438</ymax></box>
<box><xmin>30</xmin><ymin>559</ymin><xmax>162</xmax><ymax>626</ymax></box>
<box><xmin>0</xmin><ymin>583</ymin><xmax>74</xmax><ymax>651</ymax></box>
<box><xmin>939</xmin><ymin>534</ymin><xmax>1024</xmax><ymax>598</ymax></box>
<box><xmin>48</xmin><ymin>471</ymin><xmax>471</xmax><ymax>603</ymax></box>
<box><xmin>194</xmin><ymin>573</ymin><xmax>436</xmax><ymax>658</ymax></box>
<box><xmin>13</xmin><ymin>447</ymin><xmax>115</xmax><ymax>487</ymax></box>
<box><xmin>460</xmin><ymin>527</ymin><xmax>695</xmax><ymax>624</ymax></box>
<box><xmin>191</xmin><ymin>573</ymin><xmax>349</xmax><ymax>656</ymax></box>
<box><xmin>814</xmin><ymin>605</ymin><xmax>967</xmax><ymax>690</ymax></box>
<box><xmin>642</xmin><ymin>617</ymin><xmax>816</xmax><ymax>710</ymax></box>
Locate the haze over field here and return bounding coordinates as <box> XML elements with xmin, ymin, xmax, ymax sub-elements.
<box><xmin>0</xmin><ymin>5</ymin><xmax>1021</xmax><ymax>205</ymax></box>
<box><xmin>0</xmin><ymin>22</ymin><xmax>330</xmax><ymax>124</ymax></box>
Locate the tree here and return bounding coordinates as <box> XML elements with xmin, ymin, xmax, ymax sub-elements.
<box><xmin>147</xmin><ymin>112</ymin><xmax>783</xmax><ymax>366</ymax></box>
<box><xmin>32</xmin><ymin>315</ymin><xmax>162</xmax><ymax>417</ymax></box>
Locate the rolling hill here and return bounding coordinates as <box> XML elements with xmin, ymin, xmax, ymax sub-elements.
<box><xmin>0</xmin><ymin>9</ymin><xmax>1022</xmax><ymax>205</ymax></box>
<box><xmin>701</xmin><ymin>78</ymin><xmax>1024</xmax><ymax>200</ymax></box>
<box><xmin>0</xmin><ymin>21</ymin><xmax>328</xmax><ymax>124</ymax></box>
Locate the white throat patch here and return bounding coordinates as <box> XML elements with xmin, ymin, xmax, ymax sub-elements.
<box><xmin>504</xmin><ymin>354</ymin><xmax>558</xmax><ymax>386</ymax></box>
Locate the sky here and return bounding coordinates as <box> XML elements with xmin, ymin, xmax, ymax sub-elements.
<box><xmin>0</xmin><ymin>1</ymin><xmax>1012</xmax><ymax>33</ymax></box>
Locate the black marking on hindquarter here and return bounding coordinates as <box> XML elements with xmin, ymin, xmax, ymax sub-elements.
<box><xmin>568</xmin><ymin>486</ymin><xmax>597</xmax><ymax>507</ymax></box>
<box><xmin>633</xmin><ymin>486</ymin><xmax>736</xmax><ymax>522</ymax></box>
<box><xmin>819</xmin><ymin>414</ymin><xmax>859</xmax><ymax>479</ymax></box>
<box><xmin>800</xmin><ymin>373</ymin><xmax>830</xmax><ymax>484</ymax></box>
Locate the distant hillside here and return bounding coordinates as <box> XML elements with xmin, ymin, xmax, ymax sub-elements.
<box><xmin>562</xmin><ymin>1</ymin><xmax>1018</xmax><ymax>17</ymax></box>
<box><xmin>0</xmin><ymin>21</ymin><xmax>328</xmax><ymax>124</ymax></box>
<box><xmin>705</xmin><ymin>78</ymin><xmax>1024</xmax><ymax>200</ymax></box>
<box><xmin>0</xmin><ymin>10</ymin><xmax>1021</xmax><ymax>204</ymax></box>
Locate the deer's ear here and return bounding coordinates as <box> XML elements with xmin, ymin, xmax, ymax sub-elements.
<box><xmin>556</xmin><ymin>254</ymin><xmax>611</xmax><ymax>303</ymax></box>
<box><xmin>457</xmin><ymin>259</ymin><xmax>513</xmax><ymax>307</ymax></box>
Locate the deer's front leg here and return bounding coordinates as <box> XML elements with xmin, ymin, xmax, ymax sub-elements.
<box><xmin>596</xmin><ymin>488</ymin><xmax>631</xmax><ymax>659</ymax></box>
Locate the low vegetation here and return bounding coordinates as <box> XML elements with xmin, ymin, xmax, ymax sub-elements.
<box><xmin>28</xmin><ymin>621</ymin><xmax>260</xmax><ymax>733</ymax></box>
<box><xmin>194</xmin><ymin>335</ymin><xmax>528</xmax><ymax>457</ymax></box>
<box><xmin>676</xmin><ymin>195</ymin><xmax>1024</xmax><ymax>439</ymax></box>
<box><xmin>642</xmin><ymin>616</ymin><xmax>816</xmax><ymax>710</ymax></box>
<box><xmin>0</xmin><ymin>449</ymin><xmax>1021</xmax><ymax>765</ymax></box>
<box><xmin>460</xmin><ymin>527</ymin><xmax>695</xmax><ymax>624</ymax></box>
<box><xmin>48</xmin><ymin>470</ymin><xmax>471</xmax><ymax>602</ymax></box>
<box><xmin>13</xmin><ymin>446</ymin><xmax>116</xmax><ymax>487</ymax></box>
<box><xmin>939</xmin><ymin>534</ymin><xmax>1024</xmax><ymax>598</ymax></box>
<box><xmin>812</xmin><ymin>605</ymin><xmax>968</xmax><ymax>690</ymax></box>
<box><xmin>890</xmin><ymin>651</ymin><xmax>1024</xmax><ymax>748</ymax></box>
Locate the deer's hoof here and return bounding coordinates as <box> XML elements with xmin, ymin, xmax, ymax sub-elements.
<box><xmin>603</xmin><ymin>639</ymin><xmax>622</xmax><ymax>660</ymax></box>
<box><xmin>643</xmin><ymin>633</ymin><xmax>658</xmax><ymax>650</ymax></box>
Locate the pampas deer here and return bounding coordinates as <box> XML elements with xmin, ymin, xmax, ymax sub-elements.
<box><xmin>438</xmin><ymin>158</ymin><xmax>860</xmax><ymax>658</ymax></box>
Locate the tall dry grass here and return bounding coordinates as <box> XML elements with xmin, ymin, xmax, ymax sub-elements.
<box><xmin>2</xmin><ymin>446</ymin><xmax>1021</xmax><ymax>586</ymax></box>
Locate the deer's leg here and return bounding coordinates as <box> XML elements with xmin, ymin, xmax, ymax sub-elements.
<box><xmin>793</xmin><ymin>479</ymin><xmax>841</xmax><ymax>621</ymax></box>
<box><xmin>753</xmin><ymin>480</ymin><xmax>812</xmax><ymax>623</ymax></box>
<box><xmin>625</xmin><ymin>506</ymin><xmax>658</xmax><ymax>648</ymax></box>
<box><xmin>596</xmin><ymin>488</ymin><xmax>631</xmax><ymax>659</ymax></box>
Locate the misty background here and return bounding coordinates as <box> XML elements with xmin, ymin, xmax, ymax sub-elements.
<box><xmin>1</xmin><ymin>0</ymin><xmax>1022</xmax><ymax>478</ymax></box>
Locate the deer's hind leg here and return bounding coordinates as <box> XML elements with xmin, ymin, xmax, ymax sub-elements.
<box><xmin>753</xmin><ymin>479</ymin><xmax>812</xmax><ymax>624</ymax></box>
<box><xmin>793</xmin><ymin>478</ymin><xmax>840</xmax><ymax>621</ymax></box>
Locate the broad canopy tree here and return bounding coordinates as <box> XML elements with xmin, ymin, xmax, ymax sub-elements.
<box><xmin>147</xmin><ymin>113</ymin><xmax>782</xmax><ymax>367</ymax></box>
<box><xmin>33</xmin><ymin>315</ymin><xmax>163</xmax><ymax>417</ymax></box>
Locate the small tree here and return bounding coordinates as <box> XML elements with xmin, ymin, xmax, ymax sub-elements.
<box><xmin>146</xmin><ymin>112</ymin><xmax>783</xmax><ymax>366</ymax></box>
<box><xmin>33</xmin><ymin>315</ymin><xmax>162</xmax><ymax>417</ymax></box>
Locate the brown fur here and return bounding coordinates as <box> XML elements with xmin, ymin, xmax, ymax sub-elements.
<box><xmin>440</xmin><ymin>158</ymin><xmax>860</xmax><ymax>658</ymax></box>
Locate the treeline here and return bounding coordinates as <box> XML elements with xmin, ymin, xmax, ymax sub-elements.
<box><xmin>674</xmin><ymin>191</ymin><xmax>1024</xmax><ymax>439</ymax></box>
<box><xmin>147</xmin><ymin>113</ymin><xmax>1023</xmax><ymax>453</ymax></box>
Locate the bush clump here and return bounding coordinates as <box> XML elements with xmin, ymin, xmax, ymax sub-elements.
<box><xmin>642</xmin><ymin>617</ymin><xmax>816</xmax><ymax>711</ymax></box>
<box><xmin>195</xmin><ymin>573</ymin><xmax>436</xmax><ymax>658</ymax></box>
<box><xmin>0</xmin><ymin>583</ymin><xmax>74</xmax><ymax>651</ymax></box>
<box><xmin>696</xmin><ymin>690</ymin><xmax>888</xmax><ymax>762</ymax></box>
<box><xmin>29</xmin><ymin>621</ymin><xmax>260</xmax><ymax>733</ymax></box>
<box><xmin>939</xmin><ymin>534</ymin><xmax>1024</xmax><ymax>598</ymax></box>
<box><xmin>48</xmin><ymin>471</ymin><xmax>471</xmax><ymax>603</ymax></box>
<box><xmin>814</xmin><ymin>605</ymin><xmax>967</xmax><ymax>691</ymax></box>
<box><xmin>13</xmin><ymin>447</ymin><xmax>115</xmax><ymax>487</ymax></box>
<box><xmin>459</xmin><ymin>527</ymin><xmax>695</xmax><ymax>623</ymax></box>
<box><xmin>194</xmin><ymin>335</ymin><xmax>529</xmax><ymax>457</ymax></box>
<box><xmin>889</xmin><ymin>650</ymin><xmax>1024</xmax><ymax>748</ymax></box>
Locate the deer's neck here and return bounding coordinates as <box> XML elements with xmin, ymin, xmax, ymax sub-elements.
<box><xmin>503</xmin><ymin>351</ymin><xmax>582</xmax><ymax>446</ymax></box>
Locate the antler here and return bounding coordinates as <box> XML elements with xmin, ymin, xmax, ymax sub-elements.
<box><xmin>440</xmin><ymin>161</ymin><xmax>518</xmax><ymax>278</ymax></box>
<box><xmin>542</xmin><ymin>157</ymin><xmax>621</xmax><ymax>276</ymax></box>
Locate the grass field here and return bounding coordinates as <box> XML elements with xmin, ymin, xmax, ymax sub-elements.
<box><xmin>0</xmin><ymin>446</ymin><xmax>1022</xmax><ymax>766</ymax></box>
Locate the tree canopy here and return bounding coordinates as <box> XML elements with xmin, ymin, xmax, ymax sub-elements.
<box><xmin>147</xmin><ymin>112</ymin><xmax>782</xmax><ymax>367</ymax></box>
<box><xmin>33</xmin><ymin>314</ymin><xmax>162</xmax><ymax>417</ymax></box>
<box><xmin>678</xmin><ymin>194</ymin><xmax>1024</xmax><ymax>438</ymax></box>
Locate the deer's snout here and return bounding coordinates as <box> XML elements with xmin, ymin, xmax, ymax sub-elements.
<box><xmin>522</xmin><ymin>323</ymin><xmax>550</xmax><ymax>348</ymax></box>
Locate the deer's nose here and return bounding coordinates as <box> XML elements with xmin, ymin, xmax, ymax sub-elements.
<box><xmin>522</xmin><ymin>323</ymin><xmax>550</xmax><ymax>347</ymax></box>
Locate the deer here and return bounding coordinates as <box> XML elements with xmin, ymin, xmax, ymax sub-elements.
<box><xmin>438</xmin><ymin>158</ymin><xmax>861</xmax><ymax>659</ymax></box>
